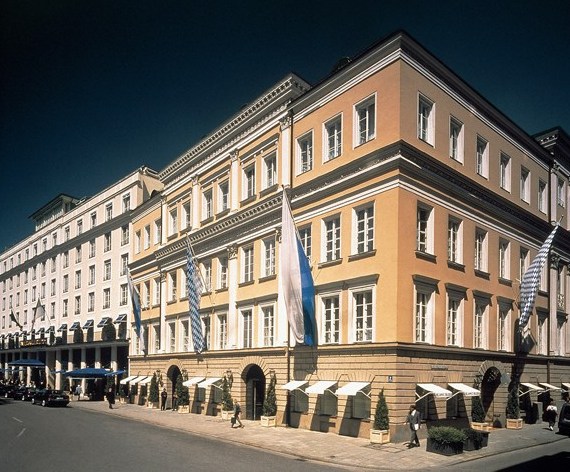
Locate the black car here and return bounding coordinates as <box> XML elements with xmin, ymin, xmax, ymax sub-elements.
<box><xmin>1</xmin><ymin>384</ymin><xmax>17</xmax><ymax>398</ymax></box>
<box><xmin>31</xmin><ymin>389</ymin><xmax>70</xmax><ymax>407</ymax></box>
<box><xmin>558</xmin><ymin>402</ymin><xmax>570</xmax><ymax>435</ymax></box>
<box><xmin>15</xmin><ymin>386</ymin><xmax>37</xmax><ymax>401</ymax></box>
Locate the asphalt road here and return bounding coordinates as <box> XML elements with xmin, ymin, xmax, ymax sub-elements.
<box><xmin>0</xmin><ymin>398</ymin><xmax>345</xmax><ymax>472</ymax></box>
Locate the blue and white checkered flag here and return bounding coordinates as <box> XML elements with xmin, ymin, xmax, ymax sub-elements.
<box><xmin>186</xmin><ymin>237</ymin><xmax>205</xmax><ymax>353</ymax></box>
<box><xmin>519</xmin><ymin>224</ymin><xmax>559</xmax><ymax>329</ymax></box>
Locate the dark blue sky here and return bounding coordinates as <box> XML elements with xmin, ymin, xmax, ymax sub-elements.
<box><xmin>1</xmin><ymin>0</ymin><xmax>569</xmax><ymax>250</ymax></box>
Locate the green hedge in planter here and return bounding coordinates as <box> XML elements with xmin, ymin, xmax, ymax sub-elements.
<box><xmin>176</xmin><ymin>375</ymin><xmax>189</xmax><ymax>406</ymax></box>
<box><xmin>262</xmin><ymin>372</ymin><xmax>277</xmax><ymax>417</ymax></box>
<box><xmin>471</xmin><ymin>395</ymin><xmax>486</xmax><ymax>423</ymax></box>
<box><xmin>462</xmin><ymin>428</ymin><xmax>483</xmax><ymax>450</ymax></box>
<box><xmin>506</xmin><ymin>383</ymin><xmax>520</xmax><ymax>419</ymax></box>
<box><xmin>427</xmin><ymin>426</ymin><xmax>466</xmax><ymax>454</ymax></box>
<box><xmin>373</xmin><ymin>388</ymin><xmax>389</xmax><ymax>430</ymax></box>
<box><xmin>221</xmin><ymin>375</ymin><xmax>233</xmax><ymax>411</ymax></box>
<box><xmin>148</xmin><ymin>373</ymin><xmax>159</xmax><ymax>403</ymax></box>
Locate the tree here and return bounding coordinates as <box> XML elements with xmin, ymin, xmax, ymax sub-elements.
<box><xmin>373</xmin><ymin>388</ymin><xmax>389</xmax><ymax>431</ymax></box>
<box><xmin>506</xmin><ymin>383</ymin><xmax>520</xmax><ymax>419</ymax></box>
<box><xmin>471</xmin><ymin>395</ymin><xmax>486</xmax><ymax>423</ymax></box>
<box><xmin>148</xmin><ymin>373</ymin><xmax>159</xmax><ymax>403</ymax></box>
<box><xmin>176</xmin><ymin>375</ymin><xmax>189</xmax><ymax>406</ymax></box>
<box><xmin>102</xmin><ymin>323</ymin><xmax>116</xmax><ymax>341</ymax></box>
<box><xmin>221</xmin><ymin>374</ymin><xmax>234</xmax><ymax>411</ymax></box>
<box><xmin>262</xmin><ymin>372</ymin><xmax>277</xmax><ymax>417</ymax></box>
<box><xmin>73</xmin><ymin>328</ymin><xmax>83</xmax><ymax>343</ymax></box>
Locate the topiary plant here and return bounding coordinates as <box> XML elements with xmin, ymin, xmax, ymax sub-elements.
<box><xmin>373</xmin><ymin>388</ymin><xmax>389</xmax><ymax>431</ymax></box>
<box><xmin>221</xmin><ymin>375</ymin><xmax>234</xmax><ymax>411</ymax></box>
<box><xmin>148</xmin><ymin>373</ymin><xmax>159</xmax><ymax>403</ymax></box>
<box><xmin>471</xmin><ymin>395</ymin><xmax>486</xmax><ymax>423</ymax></box>
<box><xmin>506</xmin><ymin>383</ymin><xmax>520</xmax><ymax>419</ymax></box>
<box><xmin>176</xmin><ymin>374</ymin><xmax>189</xmax><ymax>406</ymax></box>
<box><xmin>262</xmin><ymin>372</ymin><xmax>277</xmax><ymax>417</ymax></box>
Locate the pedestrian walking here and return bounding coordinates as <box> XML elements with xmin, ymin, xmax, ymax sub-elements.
<box><xmin>106</xmin><ymin>386</ymin><xmax>115</xmax><ymax>409</ymax></box>
<box><xmin>231</xmin><ymin>401</ymin><xmax>243</xmax><ymax>428</ymax></box>
<box><xmin>161</xmin><ymin>388</ymin><xmax>168</xmax><ymax>411</ymax></box>
<box><xmin>74</xmin><ymin>384</ymin><xmax>82</xmax><ymax>401</ymax></box>
<box><xmin>172</xmin><ymin>391</ymin><xmax>178</xmax><ymax>412</ymax></box>
<box><xmin>546</xmin><ymin>399</ymin><xmax>558</xmax><ymax>430</ymax></box>
<box><xmin>405</xmin><ymin>404</ymin><xmax>421</xmax><ymax>447</ymax></box>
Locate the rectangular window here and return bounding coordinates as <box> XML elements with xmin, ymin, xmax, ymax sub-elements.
<box><xmin>75</xmin><ymin>270</ymin><xmax>81</xmax><ymax>289</ymax></box>
<box><xmin>168</xmin><ymin>272</ymin><xmax>177</xmax><ymax>302</ymax></box>
<box><xmin>355</xmin><ymin>96</ymin><xmax>375</xmax><ymax>145</ymax></box>
<box><xmin>104</xmin><ymin>260</ymin><xmax>111</xmax><ymax>281</ymax></box>
<box><xmin>120</xmin><ymin>254</ymin><xmax>128</xmax><ymax>276</ymax></box>
<box><xmin>324</xmin><ymin>116</ymin><xmax>342</xmax><ymax>161</ymax></box>
<box><xmin>76</xmin><ymin>246</ymin><xmax>82</xmax><ymax>263</ymax></box>
<box><xmin>63</xmin><ymin>251</ymin><xmax>69</xmax><ymax>268</ymax></box>
<box><xmin>77</xmin><ymin>219</ymin><xmax>83</xmax><ymax>236</ymax></box>
<box><xmin>558</xmin><ymin>178</ymin><xmax>566</xmax><ymax>207</ymax></box>
<box><xmin>297</xmin><ymin>132</ymin><xmax>313</xmax><ymax>173</ymax></box>
<box><xmin>476</xmin><ymin>136</ymin><xmax>489</xmax><ymax>178</ymax></box>
<box><xmin>263</xmin><ymin>153</ymin><xmax>277</xmax><ymax>189</ymax></box>
<box><xmin>416</xmin><ymin>205</ymin><xmax>433</xmax><ymax>253</ymax></box>
<box><xmin>299</xmin><ymin>226</ymin><xmax>312</xmax><ymax>259</ymax></box>
<box><xmin>499</xmin><ymin>239</ymin><xmax>510</xmax><ymax>279</ymax></box>
<box><xmin>449</xmin><ymin>117</ymin><xmax>464</xmax><ymax>162</ymax></box>
<box><xmin>120</xmin><ymin>284</ymin><xmax>128</xmax><ymax>306</ymax></box>
<box><xmin>105</xmin><ymin>203</ymin><xmax>113</xmax><ymax>221</ymax></box>
<box><xmin>64</xmin><ymin>226</ymin><xmax>70</xmax><ymax>242</ymax></box>
<box><xmin>538</xmin><ymin>180</ymin><xmax>547</xmax><ymax>213</ymax></box>
<box><xmin>218</xmin><ymin>257</ymin><xmax>228</xmax><ymax>290</ymax></box>
<box><xmin>556</xmin><ymin>316</ymin><xmax>566</xmax><ymax>356</ymax></box>
<box><xmin>500</xmin><ymin>153</ymin><xmax>511</xmax><ymax>191</ymax></box>
<box><xmin>537</xmin><ymin>315</ymin><xmax>547</xmax><ymax>354</ymax></box>
<box><xmin>50</xmin><ymin>279</ymin><xmax>56</xmax><ymax>296</ymax></box>
<box><xmin>242</xmin><ymin>309</ymin><xmax>252</xmax><ymax>349</ymax></box>
<box><xmin>169</xmin><ymin>208</ymin><xmax>178</xmax><ymax>236</ymax></box>
<box><xmin>90</xmin><ymin>211</ymin><xmax>97</xmax><ymax>229</ymax></box>
<box><xmin>153</xmin><ymin>277</ymin><xmax>160</xmax><ymax>305</ymax></box>
<box><xmin>154</xmin><ymin>219</ymin><xmax>162</xmax><ymax>245</ymax></box>
<box><xmin>88</xmin><ymin>265</ymin><xmax>95</xmax><ymax>285</ymax></box>
<box><xmin>88</xmin><ymin>292</ymin><xmax>95</xmax><ymax>312</ymax></box>
<box><xmin>243</xmin><ymin>165</ymin><xmax>256</xmax><ymax>200</ymax></box>
<box><xmin>519</xmin><ymin>248</ymin><xmax>529</xmax><ymax>281</ymax></box>
<box><xmin>447</xmin><ymin>218</ymin><xmax>462</xmax><ymax>263</ymax></box>
<box><xmin>418</xmin><ymin>94</ymin><xmax>434</xmax><ymax>145</ymax></box>
<box><xmin>89</xmin><ymin>239</ymin><xmax>96</xmax><ymax>258</ymax></box>
<box><xmin>144</xmin><ymin>225</ymin><xmax>150</xmax><ymax>249</ymax></box>
<box><xmin>446</xmin><ymin>296</ymin><xmax>462</xmax><ymax>346</ymax></box>
<box><xmin>324</xmin><ymin>216</ymin><xmax>341</xmax><ymax>262</ymax></box>
<box><xmin>243</xmin><ymin>246</ymin><xmax>254</xmax><ymax>283</ymax></box>
<box><xmin>354</xmin><ymin>290</ymin><xmax>373</xmax><ymax>342</ymax></box>
<box><xmin>202</xmin><ymin>261</ymin><xmax>212</xmax><ymax>293</ymax></box>
<box><xmin>122</xmin><ymin>193</ymin><xmax>131</xmax><ymax>213</ymax></box>
<box><xmin>202</xmin><ymin>315</ymin><xmax>211</xmax><ymax>351</ymax></box>
<box><xmin>62</xmin><ymin>299</ymin><xmax>68</xmax><ymax>317</ymax></box>
<box><xmin>498</xmin><ymin>303</ymin><xmax>511</xmax><ymax>351</ymax></box>
<box><xmin>169</xmin><ymin>322</ymin><xmax>176</xmax><ymax>353</ymax></box>
<box><xmin>217</xmin><ymin>313</ymin><xmax>227</xmax><ymax>350</ymax></box>
<box><xmin>202</xmin><ymin>189</ymin><xmax>213</xmax><ymax>220</ymax></box>
<box><xmin>355</xmin><ymin>206</ymin><xmax>374</xmax><ymax>254</ymax></box>
<box><xmin>181</xmin><ymin>201</ymin><xmax>191</xmax><ymax>230</ymax></box>
<box><xmin>104</xmin><ymin>233</ymin><xmax>112</xmax><ymax>252</ymax></box>
<box><xmin>474</xmin><ymin>300</ymin><xmax>488</xmax><ymax>349</ymax></box>
<box><xmin>103</xmin><ymin>288</ymin><xmax>111</xmax><ymax>309</ymax></box>
<box><xmin>520</xmin><ymin>167</ymin><xmax>530</xmax><ymax>203</ymax></box>
<box><xmin>262</xmin><ymin>305</ymin><xmax>274</xmax><ymax>347</ymax></box>
<box><xmin>322</xmin><ymin>295</ymin><xmax>340</xmax><ymax>344</ymax></box>
<box><xmin>415</xmin><ymin>282</ymin><xmax>434</xmax><ymax>343</ymax></box>
<box><xmin>475</xmin><ymin>228</ymin><xmax>488</xmax><ymax>272</ymax></box>
<box><xmin>218</xmin><ymin>181</ymin><xmax>229</xmax><ymax>213</ymax></box>
<box><xmin>262</xmin><ymin>238</ymin><xmax>275</xmax><ymax>277</ymax></box>
<box><xmin>75</xmin><ymin>296</ymin><xmax>81</xmax><ymax>315</ymax></box>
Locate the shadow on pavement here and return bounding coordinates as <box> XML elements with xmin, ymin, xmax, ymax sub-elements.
<box><xmin>499</xmin><ymin>451</ymin><xmax>570</xmax><ymax>471</ymax></box>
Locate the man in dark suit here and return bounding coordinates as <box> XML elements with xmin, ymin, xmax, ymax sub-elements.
<box><xmin>406</xmin><ymin>404</ymin><xmax>421</xmax><ymax>447</ymax></box>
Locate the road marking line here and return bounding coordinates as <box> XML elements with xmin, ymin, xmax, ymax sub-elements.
<box><xmin>17</xmin><ymin>428</ymin><xmax>26</xmax><ymax>438</ymax></box>
<box><xmin>12</xmin><ymin>417</ymin><xmax>23</xmax><ymax>423</ymax></box>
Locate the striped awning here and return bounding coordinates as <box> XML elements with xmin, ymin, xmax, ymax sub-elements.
<box><xmin>336</xmin><ymin>382</ymin><xmax>370</xmax><ymax>396</ymax></box>
<box><xmin>281</xmin><ymin>380</ymin><xmax>308</xmax><ymax>391</ymax></box>
<box><xmin>448</xmin><ymin>383</ymin><xmax>480</xmax><ymax>397</ymax></box>
<box><xmin>183</xmin><ymin>376</ymin><xmax>205</xmax><ymax>387</ymax></box>
<box><xmin>197</xmin><ymin>378</ymin><xmax>222</xmax><ymax>389</ymax></box>
<box><xmin>119</xmin><ymin>375</ymin><xmax>138</xmax><ymax>385</ymax></box>
<box><xmin>539</xmin><ymin>382</ymin><xmax>561</xmax><ymax>391</ymax></box>
<box><xmin>305</xmin><ymin>380</ymin><xmax>337</xmax><ymax>395</ymax></box>
<box><xmin>521</xmin><ymin>382</ymin><xmax>544</xmax><ymax>392</ymax></box>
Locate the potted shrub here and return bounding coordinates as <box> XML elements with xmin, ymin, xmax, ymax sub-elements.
<box><xmin>370</xmin><ymin>388</ymin><xmax>390</xmax><ymax>444</ymax></box>
<box><xmin>220</xmin><ymin>374</ymin><xmax>234</xmax><ymax>420</ymax></box>
<box><xmin>129</xmin><ymin>384</ymin><xmax>137</xmax><ymax>404</ymax></box>
<box><xmin>471</xmin><ymin>395</ymin><xmax>491</xmax><ymax>432</ymax></box>
<box><xmin>176</xmin><ymin>375</ymin><xmax>190</xmax><ymax>413</ymax></box>
<box><xmin>138</xmin><ymin>385</ymin><xmax>147</xmax><ymax>406</ymax></box>
<box><xmin>261</xmin><ymin>372</ymin><xmax>277</xmax><ymax>427</ymax></box>
<box><xmin>426</xmin><ymin>426</ymin><xmax>466</xmax><ymax>456</ymax></box>
<box><xmin>506</xmin><ymin>383</ymin><xmax>522</xmax><ymax>429</ymax></box>
<box><xmin>148</xmin><ymin>373</ymin><xmax>159</xmax><ymax>408</ymax></box>
<box><xmin>462</xmin><ymin>428</ymin><xmax>483</xmax><ymax>451</ymax></box>
<box><xmin>101</xmin><ymin>322</ymin><xmax>116</xmax><ymax>341</ymax></box>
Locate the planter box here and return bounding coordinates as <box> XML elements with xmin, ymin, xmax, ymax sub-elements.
<box><xmin>147</xmin><ymin>401</ymin><xmax>159</xmax><ymax>409</ymax></box>
<box><xmin>471</xmin><ymin>422</ymin><xmax>491</xmax><ymax>432</ymax></box>
<box><xmin>370</xmin><ymin>429</ymin><xmax>390</xmax><ymax>444</ymax></box>
<box><xmin>221</xmin><ymin>410</ymin><xmax>232</xmax><ymax>421</ymax></box>
<box><xmin>260</xmin><ymin>416</ymin><xmax>276</xmax><ymax>427</ymax></box>
<box><xmin>463</xmin><ymin>438</ymin><xmax>481</xmax><ymax>451</ymax></box>
<box><xmin>506</xmin><ymin>418</ymin><xmax>523</xmax><ymax>430</ymax></box>
<box><xmin>178</xmin><ymin>405</ymin><xmax>190</xmax><ymax>414</ymax></box>
<box><xmin>480</xmin><ymin>431</ymin><xmax>489</xmax><ymax>447</ymax></box>
<box><xmin>426</xmin><ymin>438</ymin><xmax>464</xmax><ymax>456</ymax></box>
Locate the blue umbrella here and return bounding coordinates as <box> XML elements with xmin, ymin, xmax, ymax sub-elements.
<box><xmin>63</xmin><ymin>368</ymin><xmax>109</xmax><ymax>379</ymax></box>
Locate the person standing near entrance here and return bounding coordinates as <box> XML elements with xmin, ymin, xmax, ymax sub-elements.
<box><xmin>406</xmin><ymin>404</ymin><xmax>421</xmax><ymax>448</ymax></box>
<box><xmin>172</xmin><ymin>390</ymin><xmax>178</xmax><ymax>412</ymax></box>
<box><xmin>106</xmin><ymin>386</ymin><xmax>115</xmax><ymax>409</ymax></box>
<box><xmin>75</xmin><ymin>384</ymin><xmax>82</xmax><ymax>401</ymax></box>
<box><xmin>231</xmin><ymin>402</ymin><xmax>243</xmax><ymax>428</ymax></box>
<box><xmin>161</xmin><ymin>388</ymin><xmax>168</xmax><ymax>411</ymax></box>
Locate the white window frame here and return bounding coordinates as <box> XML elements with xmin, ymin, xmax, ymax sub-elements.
<box><xmin>263</xmin><ymin>153</ymin><xmax>277</xmax><ymax>189</ymax></box>
<box><xmin>168</xmin><ymin>208</ymin><xmax>178</xmax><ymax>236</ymax></box>
<box><xmin>498</xmin><ymin>302</ymin><xmax>511</xmax><ymax>352</ymax></box>
<box><xmin>218</xmin><ymin>180</ymin><xmax>229</xmax><ymax>213</ymax></box>
<box><xmin>218</xmin><ymin>256</ymin><xmax>228</xmax><ymax>290</ymax></box>
<box><xmin>558</xmin><ymin>178</ymin><xmax>566</xmax><ymax>207</ymax></box>
<box><xmin>520</xmin><ymin>166</ymin><xmax>530</xmax><ymax>203</ymax></box>
<box><xmin>323</xmin><ymin>115</ymin><xmax>342</xmax><ymax>161</ymax></box>
<box><xmin>242</xmin><ymin>245</ymin><xmax>254</xmax><ymax>283</ymax></box>
<box><xmin>262</xmin><ymin>237</ymin><xmax>276</xmax><ymax>277</ymax></box>
<box><xmin>353</xmin><ymin>205</ymin><xmax>374</xmax><ymax>255</ymax></box>
<box><xmin>243</xmin><ymin>165</ymin><xmax>256</xmax><ymax>200</ymax></box>
<box><xmin>538</xmin><ymin>180</ymin><xmax>547</xmax><ymax>214</ymax></box>
<box><xmin>240</xmin><ymin>308</ymin><xmax>253</xmax><ymax>349</ymax></box>
<box><xmin>499</xmin><ymin>239</ymin><xmax>510</xmax><ymax>280</ymax></box>
<box><xmin>217</xmin><ymin>313</ymin><xmax>227</xmax><ymax>350</ymax></box>
<box><xmin>475</xmin><ymin>228</ymin><xmax>488</xmax><ymax>272</ymax></box>
<box><xmin>447</xmin><ymin>217</ymin><xmax>463</xmax><ymax>264</ymax></box>
<box><xmin>202</xmin><ymin>189</ymin><xmax>213</xmax><ymax>220</ymax></box>
<box><xmin>351</xmin><ymin>286</ymin><xmax>374</xmax><ymax>343</ymax></box>
<box><xmin>181</xmin><ymin>201</ymin><xmax>191</xmax><ymax>230</ymax></box>
<box><xmin>446</xmin><ymin>290</ymin><xmax>464</xmax><ymax>347</ymax></box>
<box><xmin>417</xmin><ymin>94</ymin><xmax>435</xmax><ymax>145</ymax></box>
<box><xmin>537</xmin><ymin>314</ymin><xmax>548</xmax><ymax>354</ymax></box>
<box><xmin>476</xmin><ymin>136</ymin><xmax>489</xmax><ymax>178</ymax></box>
<box><xmin>297</xmin><ymin>131</ymin><xmax>313</xmax><ymax>174</ymax></box>
<box><xmin>320</xmin><ymin>292</ymin><xmax>341</xmax><ymax>344</ymax></box>
<box><xmin>473</xmin><ymin>298</ymin><xmax>488</xmax><ymax>349</ymax></box>
<box><xmin>154</xmin><ymin>219</ymin><xmax>162</xmax><ymax>245</ymax></box>
<box><xmin>354</xmin><ymin>95</ymin><xmax>376</xmax><ymax>146</ymax></box>
<box><xmin>168</xmin><ymin>272</ymin><xmax>177</xmax><ymax>302</ymax></box>
<box><xmin>323</xmin><ymin>215</ymin><xmax>341</xmax><ymax>262</ymax></box>
<box><xmin>500</xmin><ymin>153</ymin><xmax>511</xmax><ymax>192</ymax></box>
<box><xmin>103</xmin><ymin>288</ymin><xmax>111</xmax><ymax>309</ymax></box>
<box><xmin>414</xmin><ymin>280</ymin><xmax>435</xmax><ymax>344</ymax></box>
<box><xmin>261</xmin><ymin>304</ymin><xmax>275</xmax><ymax>347</ymax></box>
<box><xmin>416</xmin><ymin>204</ymin><xmax>434</xmax><ymax>254</ymax></box>
<box><xmin>449</xmin><ymin>116</ymin><xmax>464</xmax><ymax>163</ymax></box>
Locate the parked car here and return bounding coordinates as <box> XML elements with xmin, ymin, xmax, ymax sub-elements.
<box><xmin>32</xmin><ymin>389</ymin><xmax>70</xmax><ymax>407</ymax></box>
<box><xmin>1</xmin><ymin>384</ymin><xmax>17</xmax><ymax>398</ymax></box>
<box><xmin>15</xmin><ymin>386</ymin><xmax>37</xmax><ymax>401</ymax></box>
<box><xmin>558</xmin><ymin>402</ymin><xmax>570</xmax><ymax>435</ymax></box>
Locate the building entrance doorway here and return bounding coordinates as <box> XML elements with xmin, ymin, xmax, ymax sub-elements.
<box><xmin>481</xmin><ymin>366</ymin><xmax>502</xmax><ymax>423</ymax></box>
<box><xmin>244</xmin><ymin>364</ymin><xmax>265</xmax><ymax>420</ymax></box>
<box><xmin>167</xmin><ymin>365</ymin><xmax>182</xmax><ymax>409</ymax></box>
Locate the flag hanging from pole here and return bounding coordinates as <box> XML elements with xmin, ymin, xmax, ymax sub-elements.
<box><xmin>186</xmin><ymin>237</ymin><xmax>205</xmax><ymax>353</ymax></box>
<box><xmin>519</xmin><ymin>224</ymin><xmax>559</xmax><ymax>329</ymax></box>
<box><xmin>280</xmin><ymin>190</ymin><xmax>317</xmax><ymax>346</ymax></box>
<box><xmin>32</xmin><ymin>298</ymin><xmax>45</xmax><ymax>327</ymax></box>
<box><xmin>127</xmin><ymin>270</ymin><xmax>143</xmax><ymax>350</ymax></box>
<box><xmin>9</xmin><ymin>309</ymin><xmax>23</xmax><ymax>330</ymax></box>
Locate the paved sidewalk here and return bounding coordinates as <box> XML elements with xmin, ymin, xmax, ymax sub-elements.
<box><xmin>71</xmin><ymin>400</ymin><xmax>569</xmax><ymax>471</ymax></box>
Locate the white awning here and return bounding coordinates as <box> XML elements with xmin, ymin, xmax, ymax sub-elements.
<box><xmin>521</xmin><ymin>382</ymin><xmax>544</xmax><ymax>392</ymax></box>
<box><xmin>139</xmin><ymin>376</ymin><xmax>153</xmax><ymax>385</ymax></box>
<box><xmin>197</xmin><ymin>377</ymin><xmax>222</xmax><ymax>389</ymax></box>
<box><xmin>416</xmin><ymin>383</ymin><xmax>452</xmax><ymax>401</ymax></box>
<box><xmin>336</xmin><ymin>381</ymin><xmax>370</xmax><ymax>396</ymax></box>
<box><xmin>119</xmin><ymin>375</ymin><xmax>138</xmax><ymax>384</ymax></box>
<box><xmin>539</xmin><ymin>382</ymin><xmax>561</xmax><ymax>391</ymax></box>
<box><xmin>183</xmin><ymin>376</ymin><xmax>205</xmax><ymax>387</ymax></box>
<box><xmin>129</xmin><ymin>376</ymin><xmax>148</xmax><ymax>385</ymax></box>
<box><xmin>280</xmin><ymin>380</ymin><xmax>308</xmax><ymax>391</ymax></box>
<box><xmin>448</xmin><ymin>383</ymin><xmax>480</xmax><ymax>397</ymax></box>
<box><xmin>305</xmin><ymin>380</ymin><xmax>337</xmax><ymax>395</ymax></box>
<box><xmin>562</xmin><ymin>383</ymin><xmax>570</xmax><ymax>391</ymax></box>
